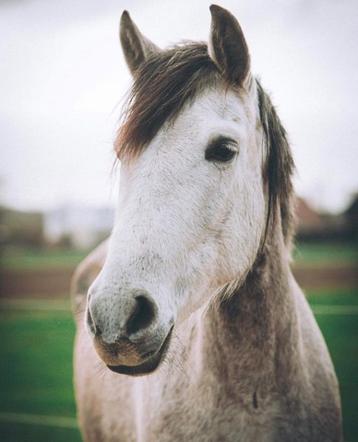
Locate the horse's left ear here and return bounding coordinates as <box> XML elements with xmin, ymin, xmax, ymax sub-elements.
<box><xmin>208</xmin><ymin>5</ymin><xmax>250</xmax><ymax>87</ymax></box>
<box><xmin>120</xmin><ymin>11</ymin><xmax>160</xmax><ymax>76</ymax></box>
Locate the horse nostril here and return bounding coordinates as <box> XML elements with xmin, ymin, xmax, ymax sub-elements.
<box><xmin>87</xmin><ymin>288</ymin><xmax>158</xmax><ymax>344</ymax></box>
<box><xmin>126</xmin><ymin>294</ymin><xmax>157</xmax><ymax>336</ymax></box>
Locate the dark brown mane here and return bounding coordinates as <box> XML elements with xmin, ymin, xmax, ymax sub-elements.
<box><xmin>256</xmin><ymin>80</ymin><xmax>295</xmax><ymax>244</ymax></box>
<box><xmin>115</xmin><ymin>42</ymin><xmax>295</xmax><ymax>243</ymax></box>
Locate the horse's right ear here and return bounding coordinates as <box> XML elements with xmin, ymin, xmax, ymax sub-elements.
<box><xmin>120</xmin><ymin>11</ymin><xmax>160</xmax><ymax>76</ymax></box>
<box><xmin>208</xmin><ymin>5</ymin><xmax>250</xmax><ymax>87</ymax></box>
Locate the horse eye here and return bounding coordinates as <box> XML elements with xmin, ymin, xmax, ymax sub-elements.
<box><xmin>205</xmin><ymin>137</ymin><xmax>238</xmax><ymax>163</ymax></box>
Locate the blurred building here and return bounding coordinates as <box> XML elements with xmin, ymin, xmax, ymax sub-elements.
<box><xmin>0</xmin><ymin>206</ymin><xmax>44</xmax><ymax>247</ymax></box>
<box><xmin>344</xmin><ymin>193</ymin><xmax>358</xmax><ymax>241</ymax></box>
<box><xmin>295</xmin><ymin>195</ymin><xmax>357</xmax><ymax>242</ymax></box>
<box><xmin>295</xmin><ymin>197</ymin><xmax>324</xmax><ymax>236</ymax></box>
<box><xmin>44</xmin><ymin>204</ymin><xmax>114</xmax><ymax>249</ymax></box>
<box><xmin>1</xmin><ymin>194</ymin><xmax>356</xmax><ymax>251</ymax></box>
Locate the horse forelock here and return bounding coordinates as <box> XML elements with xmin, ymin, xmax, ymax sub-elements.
<box><xmin>115</xmin><ymin>43</ymin><xmax>219</xmax><ymax>161</ymax></box>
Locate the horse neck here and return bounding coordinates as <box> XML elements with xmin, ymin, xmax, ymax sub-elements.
<box><xmin>201</xmin><ymin>212</ymin><xmax>301</xmax><ymax>389</ymax></box>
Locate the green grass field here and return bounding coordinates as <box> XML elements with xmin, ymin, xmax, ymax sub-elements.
<box><xmin>0</xmin><ymin>290</ymin><xmax>357</xmax><ymax>441</ymax></box>
<box><xmin>1</xmin><ymin>247</ymin><xmax>89</xmax><ymax>270</ymax></box>
<box><xmin>293</xmin><ymin>242</ymin><xmax>358</xmax><ymax>266</ymax></box>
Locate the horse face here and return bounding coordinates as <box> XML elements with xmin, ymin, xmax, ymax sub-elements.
<box><xmin>86</xmin><ymin>6</ymin><xmax>267</xmax><ymax>375</ymax></box>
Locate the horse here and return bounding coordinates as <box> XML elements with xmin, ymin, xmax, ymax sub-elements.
<box><xmin>72</xmin><ymin>5</ymin><xmax>342</xmax><ymax>441</ymax></box>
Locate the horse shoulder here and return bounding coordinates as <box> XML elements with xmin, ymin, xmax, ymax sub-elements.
<box><xmin>291</xmin><ymin>277</ymin><xmax>343</xmax><ymax>441</ymax></box>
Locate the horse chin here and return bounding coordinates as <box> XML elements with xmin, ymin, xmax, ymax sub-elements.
<box><xmin>106</xmin><ymin>327</ymin><xmax>173</xmax><ymax>376</ymax></box>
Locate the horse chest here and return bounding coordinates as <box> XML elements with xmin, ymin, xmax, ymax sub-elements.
<box><xmin>139</xmin><ymin>376</ymin><xmax>280</xmax><ymax>442</ymax></box>
<box><xmin>143</xmin><ymin>402</ymin><xmax>277</xmax><ymax>442</ymax></box>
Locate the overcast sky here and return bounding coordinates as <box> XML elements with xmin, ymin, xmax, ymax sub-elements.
<box><xmin>1</xmin><ymin>0</ymin><xmax>357</xmax><ymax>213</ymax></box>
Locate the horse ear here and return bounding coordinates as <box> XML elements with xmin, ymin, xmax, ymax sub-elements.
<box><xmin>208</xmin><ymin>5</ymin><xmax>250</xmax><ymax>87</ymax></box>
<box><xmin>120</xmin><ymin>11</ymin><xmax>160</xmax><ymax>76</ymax></box>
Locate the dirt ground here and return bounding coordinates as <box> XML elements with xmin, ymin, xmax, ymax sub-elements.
<box><xmin>0</xmin><ymin>264</ymin><xmax>356</xmax><ymax>299</ymax></box>
<box><xmin>0</xmin><ymin>268</ymin><xmax>74</xmax><ymax>298</ymax></box>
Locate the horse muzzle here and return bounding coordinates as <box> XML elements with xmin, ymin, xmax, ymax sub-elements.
<box><xmin>86</xmin><ymin>286</ymin><xmax>174</xmax><ymax>375</ymax></box>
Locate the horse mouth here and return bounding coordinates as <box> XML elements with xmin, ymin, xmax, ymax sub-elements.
<box><xmin>107</xmin><ymin>327</ymin><xmax>173</xmax><ymax>376</ymax></box>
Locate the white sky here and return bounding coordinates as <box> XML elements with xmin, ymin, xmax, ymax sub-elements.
<box><xmin>1</xmin><ymin>0</ymin><xmax>357</xmax><ymax>213</ymax></box>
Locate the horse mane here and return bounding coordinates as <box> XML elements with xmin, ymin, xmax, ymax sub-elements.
<box><xmin>256</xmin><ymin>80</ymin><xmax>295</xmax><ymax>246</ymax></box>
<box><xmin>115</xmin><ymin>43</ymin><xmax>295</xmax><ymax>244</ymax></box>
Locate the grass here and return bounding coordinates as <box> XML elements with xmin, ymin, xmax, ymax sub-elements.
<box><xmin>0</xmin><ymin>291</ymin><xmax>357</xmax><ymax>441</ymax></box>
<box><xmin>0</xmin><ymin>422</ymin><xmax>81</xmax><ymax>442</ymax></box>
<box><xmin>0</xmin><ymin>308</ymin><xmax>81</xmax><ymax>442</ymax></box>
<box><xmin>1</xmin><ymin>247</ymin><xmax>88</xmax><ymax>270</ymax></box>
<box><xmin>293</xmin><ymin>242</ymin><xmax>358</xmax><ymax>266</ymax></box>
<box><xmin>306</xmin><ymin>287</ymin><xmax>358</xmax><ymax>305</ymax></box>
